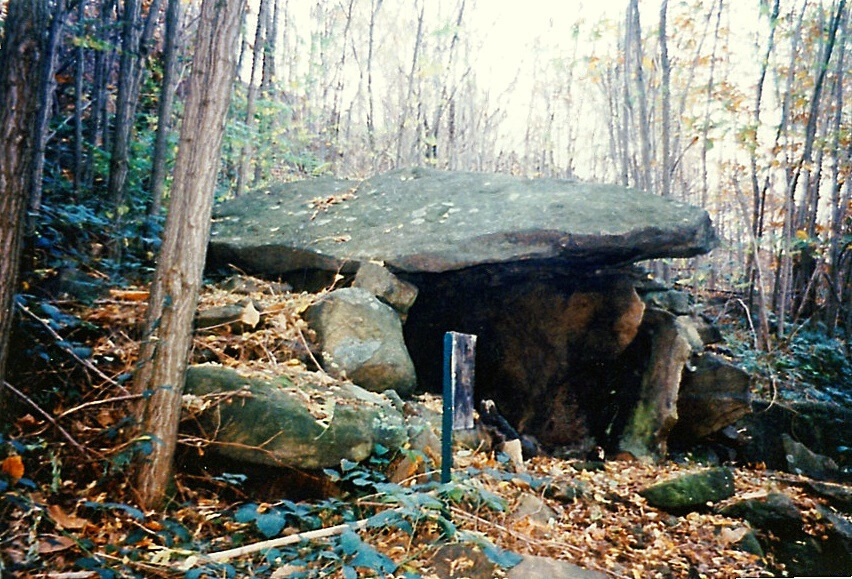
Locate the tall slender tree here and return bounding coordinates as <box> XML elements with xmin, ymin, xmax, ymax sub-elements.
<box><xmin>659</xmin><ymin>0</ymin><xmax>671</xmax><ymax>199</ymax></box>
<box><xmin>235</xmin><ymin>0</ymin><xmax>269</xmax><ymax>198</ymax></box>
<box><xmin>28</xmin><ymin>0</ymin><xmax>67</xmax><ymax>215</ymax></box>
<box><xmin>148</xmin><ymin>0</ymin><xmax>185</xmax><ymax>217</ymax></box>
<box><xmin>629</xmin><ymin>0</ymin><xmax>653</xmax><ymax>194</ymax></box>
<box><xmin>133</xmin><ymin>0</ymin><xmax>246</xmax><ymax>509</ymax></box>
<box><xmin>0</xmin><ymin>0</ymin><xmax>48</xmax><ymax>427</ymax></box>
<box><xmin>107</xmin><ymin>0</ymin><xmax>163</xmax><ymax>244</ymax></box>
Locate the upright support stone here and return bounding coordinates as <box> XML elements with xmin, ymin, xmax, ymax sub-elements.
<box><xmin>442</xmin><ymin>331</ymin><xmax>477</xmax><ymax>483</ymax></box>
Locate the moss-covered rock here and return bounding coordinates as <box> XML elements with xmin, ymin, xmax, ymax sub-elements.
<box><xmin>639</xmin><ymin>467</ymin><xmax>735</xmax><ymax>511</ymax></box>
<box><xmin>184</xmin><ymin>365</ymin><xmax>407</xmax><ymax>469</ymax></box>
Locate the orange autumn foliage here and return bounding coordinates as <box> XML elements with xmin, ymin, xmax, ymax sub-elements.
<box><xmin>1</xmin><ymin>455</ymin><xmax>24</xmax><ymax>480</ymax></box>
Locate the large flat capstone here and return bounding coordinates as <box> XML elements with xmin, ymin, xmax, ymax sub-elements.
<box><xmin>208</xmin><ymin>167</ymin><xmax>717</xmax><ymax>275</ymax></box>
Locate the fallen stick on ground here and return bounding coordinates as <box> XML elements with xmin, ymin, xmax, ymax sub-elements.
<box><xmin>201</xmin><ymin>518</ymin><xmax>370</xmax><ymax>562</ymax></box>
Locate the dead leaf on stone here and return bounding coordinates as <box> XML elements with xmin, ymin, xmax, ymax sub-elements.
<box><xmin>718</xmin><ymin>526</ymin><xmax>749</xmax><ymax>545</ymax></box>
<box><xmin>240</xmin><ymin>301</ymin><xmax>261</xmax><ymax>328</ymax></box>
<box><xmin>38</xmin><ymin>534</ymin><xmax>76</xmax><ymax>554</ymax></box>
<box><xmin>47</xmin><ymin>504</ymin><xmax>90</xmax><ymax>530</ymax></box>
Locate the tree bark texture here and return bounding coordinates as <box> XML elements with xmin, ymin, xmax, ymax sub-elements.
<box><xmin>133</xmin><ymin>0</ymin><xmax>245</xmax><ymax>509</ymax></box>
<box><xmin>0</xmin><ymin>0</ymin><xmax>47</xmax><ymax>426</ymax></box>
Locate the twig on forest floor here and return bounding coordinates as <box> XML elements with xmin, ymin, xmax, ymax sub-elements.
<box><xmin>34</xmin><ymin>572</ymin><xmax>98</xmax><ymax>578</ymax></box>
<box><xmin>16</xmin><ymin>302</ymin><xmax>131</xmax><ymax>394</ymax></box>
<box><xmin>3</xmin><ymin>381</ymin><xmax>93</xmax><ymax>457</ymax></box>
<box><xmin>58</xmin><ymin>393</ymin><xmax>143</xmax><ymax>418</ymax></box>
<box><xmin>195</xmin><ymin>518</ymin><xmax>370</xmax><ymax>564</ymax></box>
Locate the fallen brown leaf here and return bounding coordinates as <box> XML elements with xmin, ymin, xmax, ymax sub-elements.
<box><xmin>47</xmin><ymin>504</ymin><xmax>90</xmax><ymax>530</ymax></box>
<box><xmin>108</xmin><ymin>288</ymin><xmax>150</xmax><ymax>301</ymax></box>
<box><xmin>38</xmin><ymin>534</ymin><xmax>76</xmax><ymax>554</ymax></box>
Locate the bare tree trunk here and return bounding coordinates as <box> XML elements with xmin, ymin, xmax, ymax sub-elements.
<box><xmin>235</xmin><ymin>0</ymin><xmax>268</xmax><ymax>198</ymax></box>
<box><xmin>786</xmin><ymin>0</ymin><xmax>845</xmax><ymax>319</ymax></box>
<box><xmin>329</xmin><ymin>0</ymin><xmax>356</xmax><ymax>146</ymax></box>
<box><xmin>107</xmin><ymin>0</ymin><xmax>163</xmax><ymax>235</ymax></box>
<box><xmin>776</xmin><ymin>0</ymin><xmax>810</xmax><ymax>338</ymax></box>
<box><xmin>659</xmin><ymin>0</ymin><xmax>671</xmax><ymax>198</ymax></box>
<box><xmin>254</xmin><ymin>0</ymin><xmax>279</xmax><ymax>184</ymax></box>
<box><xmin>750</xmin><ymin>0</ymin><xmax>780</xmax><ymax>238</ymax></box>
<box><xmin>0</xmin><ymin>0</ymin><xmax>47</xmax><ymax>427</ymax></box>
<box><xmin>732</xmin><ymin>173</ymin><xmax>771</xmax><ymax>351</ymax></box>
<box><xmin>427</xmin><ymin>0</ymin><xmax>466</xmax><ymax>166</ymax></box>
<box><xmin>73</xmin><ymin>0</ymin><xmax>86</xmax><ymax>198</ymax></box>
<box><xmin>701</xmin><ymin>1</ymin><xmax>723</xmax><ymax>210</ymax></box>
<box><xmin>826</xmin><ymin>9</ymin><xmax>848</xmax><ymax>333</ymax></box>
<box><xmin>87</xmin><ymin>0</ymin><xmax>115</xmax><ymax>191</ymax></box>
<box><xmin>366</xmin><ymin>0</ymin><xmax>382</xmax><ymax>151</ymax></box>
<box><xmin>395</xmin><ymin>0</ymin><xmax>424</xmax><ymax>166</ymax></box>
<box><xmin>629</xmin><ymin>0</ymin><xmax>653</xmax><ymax>194</ymax></box>
<box><xmin>29</xmin><ymin>0</ymin><xmax>67</xmax><ymax>215</ymax></box>
<box><xmin>148</xmin><ymin>0</ymin><xmax>184</xmax><ymax>217</ymax></box>
<box><xmin>619</xmin><ymin>14</ymin><xmax>632</xmax><ymax>187</ymax></box>
<box><xmin>261</xmin><ymin>0</ymin><xmax>278</xmax><ymax>91</ymax></box>
<box><xmin>745</xmin><ymin>0</ymin><xmax>779</xmax><ymax>315</ymax></box>
<box><xmin>133</xmin><ymin>0</ymin><xmax>245</xmax><ymax>509</ymax></box>
<box><xmin>108</xmin><ymin>0</ymin><xmax>143</xmax><ymax>217</ymax></box>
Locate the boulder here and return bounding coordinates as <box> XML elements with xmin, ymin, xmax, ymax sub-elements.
<box><xmin>782</xmin><ymin>433</ymin><xmax>842</xmax><ymax>482</ymax></box>
<box><xmin>816</xmin><ymin>504</ymin><xmax>852</xmax><ymax>574</ymax></box>
<box><xmin>639</xmin><ymin>467</ymin><xmax>735</xmax><ymax>511</ymax></box>
<box><xmin>736</xmin><ymin>400</ymin><xmax>852</xmax><ymax>477</ymax></box>
<box><xmin>720</xmin><ymin>491</ymin><xmax>852</xmax><ymax>577</ymax></box>
<box><xmin>806</xmin><ymin>480</ymin><xmax>852</xmax><ymax>514</ymax></box>
<box><xmin>641</xmin><ymin>289</ymin><xmax>692</xmax><ymax>315</ymax></box>
<box><xmin>619</xmin><ymin>308</ymin><xmax>691</xmax><ymax>458</ymax></box>
<box><xmin>305</xmin><ymin>288</ymin><xmax>416</xmax><ymax>396</ymax></box>
<box><xmin>183</xmin><ymin>365</ymin><xmax>407</xmax><ymax>469</ymax></box>
<box><xmin>352</xmin><ymin>261</ymin><xmax>418</xmax><ymax>319</ymax></box>
<box><xmin>719</xmin><ymin>492</ymin><xmax>803</xmax><ymax>534</ymax></box>
<box><xmin>208</xmin><ymin>167</ymin><xmax>717</xmax><ymax>276</ymax></box>
<box><xmin>671</xmin><ymin>354</ymin><xmax>751</xmax><ymax>441</ymax></box>
<box><xmin>543</xmin><ymin>479</ymin><xmax>584</xmax><ymax>502</ymax></box>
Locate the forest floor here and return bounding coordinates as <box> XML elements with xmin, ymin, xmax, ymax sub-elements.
<box><xmin>0</xmin><ymin>279</ymin><xmax>846</xmax><ymax>578</ymax></box>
